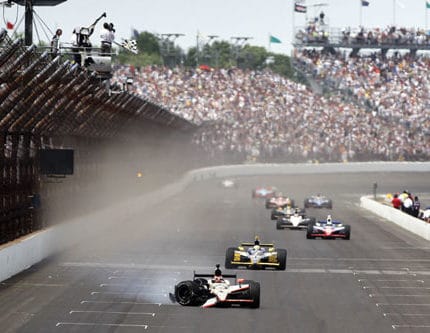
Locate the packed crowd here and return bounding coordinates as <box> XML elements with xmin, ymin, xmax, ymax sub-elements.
<box><xmin>112</xmin><ymin>49</ymin><xmax>429</xmax><ymax>163</ymax></box>
<box><xmin>340</xmin><ymin>26</ymin><xmax>430</xmax><ymax>46</ymax></box>
<box><xmin>295</xmin><ymin>23</ymin><xmax>430</xmax><ymax>46</ymax></box>
<box><xmin>295</xmin><ymin>49</ymin><xmax>430</xmax><ymax>160</ymax></box>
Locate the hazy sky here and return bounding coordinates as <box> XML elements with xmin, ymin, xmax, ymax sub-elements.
<box><xmin>5</xmin><ymin>0</ymin><xmax>430</xmax><ymax>54</ymax></box>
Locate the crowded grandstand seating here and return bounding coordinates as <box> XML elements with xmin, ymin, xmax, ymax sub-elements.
<box><xmin>295</xmin><ymin>24</ymin><xmax>430</xmax><ymax>46</ymax></box>
<box><xmin>112</xmin><ymin>46</ymin><xmax>429</xmax><ymax>163</ymax></box>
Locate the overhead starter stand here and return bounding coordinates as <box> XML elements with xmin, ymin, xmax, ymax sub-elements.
<box><xmin>11</xmin><ymin>0</ymin><xmax>67</xmax><ymax>46</ymax></box>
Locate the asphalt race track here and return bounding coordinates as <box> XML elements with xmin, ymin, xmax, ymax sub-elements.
<box><xmin>0</xmin><ymin>171</ymin><xmax>430</xmax><ymax>333</ymax></box>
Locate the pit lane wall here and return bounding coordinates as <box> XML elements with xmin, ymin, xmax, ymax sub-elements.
<box><xmin>0</xmin><ymin>161</ymin><xmax>429</xmax><ymax>282</ymax></box>
<box><xmin>360</xmin><ymin>196</ymin><xmax>430</xmax><ymax>241</ymax></box>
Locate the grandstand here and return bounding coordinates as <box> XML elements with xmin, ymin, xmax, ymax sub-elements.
<box><xmin>0</xmin><ymin>29</ymin><xmax>195</xmax><ymax>245</ymax></box>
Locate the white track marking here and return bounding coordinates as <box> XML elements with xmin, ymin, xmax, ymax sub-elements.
<box><xmin>108</xmin><ymin>276</ymin><xmax>154</xmax><ymax>280</ymax></box>
<box><xmin>80</xmin><ymin>300</ymin><xmax>163</xmax><ymax>306</ymax></box>
<box><xmin>380</xmin><ymin>287</ymin><xmax>430</xmax><ymax>289</ymax></box>
<box><xmin>90</xmin><ymin>291</ymin><xmax>168</xmax><ymax>297</ymax></box>
<box><xmin>60</xmin><ymin>262</ymin><xmax>430</xmax><ymax>276</ymax></box>
<box><xmin>381</xmin><ymin>247</ymin><xmax>430</xmax><ymax>250</ymax></box>
<box><xmin>392</xmin><ymin>325</ymin><xmax>430</xmax><ymax>329</ymax></box>
<box><xmin>364</xmin><ymin>286</ymin><xmax>430</xmax><ymax>290</ymax></box>
<box><xmin>384</xmin><ymin>313</ymin><xmax>430</xmax><ymax>317</ymax></box>
<box><xmin>61</xmin><ymin>258</ymin><xmax>430</xmax><ymax>268</ymax></box>
<box><xmin>99</xmin><ymin>283</ymin><xmax>156</xmax><ymax>288</ymax></box>
<box><xmin>370</xmin><ymin>294</ymin><xmax>430</xmax><ymax>297</ymax></box>
<box><xmin>377</xmin><ymin>303</ymin><xmax>430</xmax><ymax>307</ymax></box>
<box><xmin>56</xmin><ymin>322</ymin><xmax>148</xmax><ymax>328</ymax></box>
<box><xmin>69</xmin><ymin>310</ymin><xmax>155</xmax><ymax>316</ymax></box>
<box><xmin>1</xmin><ymin>282</ymin><xmax>66</xmax><ymax>287</ymax></box>
<box><xmin>358</xmin><ymin>279</ymin><xmax>424</xmax><ymax>283</ymax></box>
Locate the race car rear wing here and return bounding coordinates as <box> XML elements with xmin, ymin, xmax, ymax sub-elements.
<box><xmin>241</xmin><ymin>242</ymin><xmax>274</xmax><ymax>247</ymax></box>
<box><xmin>193</xmin><ymin>273</ymin><xmax>237</xmax><ymax>279</ymax></box>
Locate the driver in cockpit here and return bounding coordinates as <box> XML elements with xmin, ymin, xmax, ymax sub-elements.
<box><xmin>208</xmin><ymin>264</ymin><xmax>229</xmax><ymax>291</ymax></box>
<box><xmin>248</xmin><ymin>236</ymin><xmax>264</xmax><ymax>254</ymax></box>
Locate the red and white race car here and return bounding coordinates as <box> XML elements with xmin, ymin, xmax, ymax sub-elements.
<box><xmin>252</xmin><ymin>186</ymin><xmax>277</xmax><ymax>198</ymax></box>
<box><xmin>306</xmin><ymin>215</ymin><xmax>351</xmax><ymax>240</ymax></box>
<box><xmin>265</xmin><ymin>194</ymin><xmax>294</xmax><ymax>209</ymax></box>
<box><xmin>173</xmin><ymin>265</ymin><xmax>260</xmax><ymax>308</ymax></box>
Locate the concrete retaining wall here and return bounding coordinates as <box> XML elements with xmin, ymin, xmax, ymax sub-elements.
<box><xmin>1</xmin><ymin>161</ymin><xmax>429</xmax><ymax>282</ymax></box>
<box><xmin>360</xmin><ymin>196</ymin><xmax>430</xmax><ymax>241</ymax></box>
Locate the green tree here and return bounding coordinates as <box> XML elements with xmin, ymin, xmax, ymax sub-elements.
<box><xmin>239</xmin><ymin>45</ymin><xmax>267</xmax><ymax>69</ymax></box>
<box><xmin>136</xmin><ymin>31</ymin><xmax>160</xmax><ymax>55</ymax></box>
<box><xmin>267</xmin><ymin>53</ymin><xmax>294</xmax><ymax>78</ymax></box>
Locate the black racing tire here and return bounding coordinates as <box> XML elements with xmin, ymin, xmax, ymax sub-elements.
<box><xmin>327</xmin><ymin>200</ymin><xmax>333</xmax><ymax>209</ymax></box>
<box><xmin>252</xmin><ymin>191</ymin><xmax>256</xmax><ymax>198</ymax></box>
<box><xmin>175</xmin><ymin>280</ymin><xmax>199</xmax><ymax>306</ymax></box>
<box><xmin>225</xmin><ymin>247</ymin><xmax>236</xmax><ymax>269</ymax></box>
<box><xmin>194</xmin><ymin>278</ymin><xmax>209</xmax><ymax>289</ymax></box>
<box><xmin>306</xmin><ymin>222</ymin><xmax>315</xmax><ymax>239</ymax></box>
<box><xmin>304</xmin><ymin>200</ymin><xmax>309</xmax><ymax>208</ymax></box>
<box><xmin>277</xmin><ymin>249</ymin><xmax>287</xmax><ymax>270</ymax></box>
<box><xmin>276</xmin><ymin>219</ymin><xmax>283</xmax><ymax>230</ymax></box>
<box><xmin>242</xmin><ymin>280</ymin><xmax>260</xmax><ymax>308</ymax></box>
<box><xmin>344</xmin><ymin>225</ymin><xmax>351</xmax><ymax>240</ymax></box>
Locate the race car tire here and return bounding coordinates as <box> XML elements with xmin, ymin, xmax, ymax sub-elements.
<box><xmin>327</xmin><ymin>200</ymin><xmax>333</xmax><ymax>209</ymax></box>
<box><xmin>271</xmin><ymin>212</ymin><xmax>277</xmax><ymax>220</ymax></box>
<box><xmin>175</xmin><ymin>280</ymin><xmax>201</xmax><ymax>306</ymax></box>
<box><xmin>309</xmin><ymin>217</ymin><xmax>316</xmax><ymax>224</ymax></box>
<box><xmin>225</xmin><ymin>247</ymin><xmax>236</xmax><ymax>269</ymax></box>
<box><xmin>194</xmin><ymin>278</ymin><xmax>209</xmax><ymax>289</ymax></box>
<box><xmin>306</xmin><ymin>222</ymin><xmax>315</xmax><ymax>239</ymax></box>
<box><xmin>242</xmin><ymin>280</ymin><xmax>260</xmax><ymax>308</ymax></box>
<box><xmin>276</xmin><ymin>219</ymin><xmax>283</xmax><ymax>230</ymax></box>
<box><xmin>277</xmin><ymin>249</ymin><xmax>287</xmax><ymax>270</ymax></box>
<box><xmin>252</xmin><ymin>191</ymin><xmax>256</xmax><ymax>198</ymax></box>
<box><xmin>343</xmin><ymin>225</ymin><xmax>351</xmax><ymax>240</ymax></box>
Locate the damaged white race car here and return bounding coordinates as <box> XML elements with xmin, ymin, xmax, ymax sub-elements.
<box><xmin>173</xmin><ymin>265</ymin><xmax>260</xmax><ymax>308</ymax></box>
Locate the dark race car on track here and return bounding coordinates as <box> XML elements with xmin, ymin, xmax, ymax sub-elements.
<box><xmin>265</xmin><ymin>194</ymin><xmax>294</xmax><ymax>209</ymax></box>
<box><xmin>276</xmin><ymin>209</ymin><xmax>315</xmax><ymax>230</ymax></box>
<box><xmin>252</xmin><ymin>186</ymin><xmax>277</xmax><ymax>198</ymax></box>
<box><xmin>304</xmin><ymin>194</ymin><xmax>333</xmax><ymax>209</ymax></box>
<box><xmin>306</xmin><ymin>215</ymin><xmax>351</xmax><ymax>240</ymax></box>
<box><xmin>225</xmin><ymin>238</ymin><xmax>287</xmax><ymax>270</ymax></box>
<box><xmin>271</xmin><ymin>205</ymin><xmax>305</xmax><ymax>220</ymax></box>
<box><xmin>173</xmin><ymin>265</ymin><xmax>260</xmax><ymax>308</ymax></box>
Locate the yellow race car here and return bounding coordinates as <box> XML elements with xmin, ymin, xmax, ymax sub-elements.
<box><xmin>225</xmin><ymin>238</ymin><xmax>287</xmax><ymax>270</ymax></box>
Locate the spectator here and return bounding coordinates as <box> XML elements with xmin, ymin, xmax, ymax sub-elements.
<box><xmin>412</xmin><ymin>196</ymin><xmax>421</xmax><ymax>218</ymax></box>
<box><xmin>421</xmin><ymin>207</ymin><xmax>430</xmax><ymax>222</ymax></box>
<box><xmin>391</xmin><ymin>193</ymin><xmax>402</xmax><ymax>209</ymax></box>
<box><xmin>50</xmin><ymin>28</ymin><xmax>62</xmax><ymax>59</ymax></box>
<box><xmin>402</xmin><ymin>194</ymin><xmax>413</xmax><ymax>215</ymax></box>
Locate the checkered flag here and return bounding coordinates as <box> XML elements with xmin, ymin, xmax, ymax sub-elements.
<box><xmin>121</xmin><ymin>39</ymin><xmax>138</xmax><ymax>54</ymax></box>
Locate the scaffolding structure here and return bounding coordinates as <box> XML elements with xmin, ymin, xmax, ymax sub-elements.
<box><xmin>0</xmin><ymin>29</ymin><xmax>194</xmax><ymax>245</ymax></box>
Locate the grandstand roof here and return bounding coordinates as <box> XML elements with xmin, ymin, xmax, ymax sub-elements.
<box><xmin>12</xmin><ymin>0</ymin><xmax>66</xmax><ymax>6</ymax></box>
